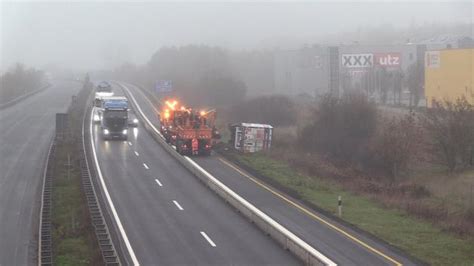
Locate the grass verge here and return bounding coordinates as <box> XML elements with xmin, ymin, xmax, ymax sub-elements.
<box><xmin>51</xmin><ymin>81</ymin><xmax>102</xmax><ymax>265</ymax></box>
<box><xmin>52</xmin><ymin>140</ymin><xmax>101</xmax><ymax>265</ymax></box>
<box><xmin>230</xmin><ymin>151</ymin><xmax>474</xmax><ymax>266</ymax></box>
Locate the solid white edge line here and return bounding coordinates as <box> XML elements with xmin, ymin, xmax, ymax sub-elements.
<box><xmin>119</xmin><ymin>82</ymin><xmax>335</xmax><ymax>266</ymax></box>
<box><xmin>155</xmin><ymin>179</ymin><xmax>163</xmax><ymax>187</ymax></box>
<box><xmin>89</xmin><ymin>110</ymin><xmax>140</xmax><ymax>266</ymax></box>
<box><xmin>134</xmin><ymin>151</ymin><xmax>139</xmax><ymax>156</ymax></box>
<box><xmin>143</xmin><ymin>163</ymin><xmax>149</xmax><ymax>169</ymax></box>
<box><xmin>172</xmin><ymin>200</ymin><xmax>184</xmax><ymax>210</ymax></box>
<box><xmin>200</xmin><ymin>231</ymin><xmax>216</xmax><ymax>247</ymax></box>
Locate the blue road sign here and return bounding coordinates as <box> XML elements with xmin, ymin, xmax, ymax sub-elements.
<box><xmin>155</xmin><ymin>80</ymin><xmax>173</xmax><ymax>93</ymax></box>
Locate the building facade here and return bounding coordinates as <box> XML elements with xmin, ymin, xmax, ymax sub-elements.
<box><xmin>425</xmin><ymin>48</ymin><xmax>474</xmax><ymax>107</ymax></box>
<box><xmin>273</xmin><ymin>44</ymin><xmax>426</xmax><ymax>103</ymax></box>
<box><xmin>273</xmin><ymin>45</ymin><xmax>339</xmax><ymax>98</ymax></box>
<box><xmin>338</xmin><ymin>44</ymin><xmax>426</xmax><ymax>104</ymax></box>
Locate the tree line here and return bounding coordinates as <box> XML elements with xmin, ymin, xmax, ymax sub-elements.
<box><xmin>0</xmin><ymin>64</ymin><xmax>45</xmax><ymax>103</ymax></box>
<box><xmin>298</xmin><ymin>93</ymin><xmax>474</xmax><ymax>179</ymax></box>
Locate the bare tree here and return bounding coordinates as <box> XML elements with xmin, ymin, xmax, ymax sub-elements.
<box><xmin>371</xmin><ymin>112</ymin><xmax>422</xmax><ymax>179</ymax></box>
<box><xmin>391</xmin><ymin>69</ymin><xmax>403</xmax><ymax>105</ymax></box>
<box><xmin>421</xmin><ymin>97</ymin><xmax>474</xmax><ymax>171</ymax></box>
<box><xmin>406</xmin><ymin>63</ymin><xmax>424</xmax><ymax>109</ymax></box>
<box><xmin>0</xmin><ymin>63</ymin><xmax>44</xmax><ymax>103</ymax></box>
<box><xmin>299</xmin><ymin>92</ymin><xmax>377</xmax><ymax>165</ymax></box>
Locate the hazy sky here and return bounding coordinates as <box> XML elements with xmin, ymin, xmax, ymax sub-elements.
<box><xmin>1</xmin><ymin>1</ymin><xmax>473</xmax><ymax>71</ymax></box>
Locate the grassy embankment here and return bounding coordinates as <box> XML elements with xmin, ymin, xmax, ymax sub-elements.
<box><xmin>230</xmin><ymin>152</ymin><xmax>474</xmax><ymax>266</ymax></box>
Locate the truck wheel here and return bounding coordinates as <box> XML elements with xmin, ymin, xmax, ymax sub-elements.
<box><xmin>176</xmin><ymin>140</ymin><xmax>182</xmax><ymax>154</ymax></box>
<box><xmin>201</xmin><ymin>150</ymin><xmax>212</xmax><ymax>156</ymax></box>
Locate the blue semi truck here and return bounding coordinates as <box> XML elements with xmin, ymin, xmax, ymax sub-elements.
<box><xmin>101</xmin><ymin>96</ymin><xmax>129</xmax><ymax>140</ymax></box>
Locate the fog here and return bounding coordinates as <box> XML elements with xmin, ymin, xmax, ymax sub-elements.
<box><xmin>1</xmin><ymin>1</ymin><xmax>472</xmax><ymax>71</ymax></box>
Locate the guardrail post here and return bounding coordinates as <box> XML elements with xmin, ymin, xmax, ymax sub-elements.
<box><xmin>338</xmin><ymin>196</ymin><xmax>342</xmax><ymax>217</ymax></box>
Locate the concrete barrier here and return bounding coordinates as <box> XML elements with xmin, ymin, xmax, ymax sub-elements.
<box><xmin>117</xmin><ymin>82</ymin><xmax>336</xmax><ymax>266</ymax></box>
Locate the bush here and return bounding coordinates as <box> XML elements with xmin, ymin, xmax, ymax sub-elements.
<box><xmin>0</xmin><ymin>64</ymin><xmax>44</xmax><ymax>103</ymax></box>
<box><xmin>421</xmin><ymin>97</ymin><xmax>474</xmax><ymax>171</ymax></box>
<box><xmin>228</xmin><ymin>95</ymin><xmax>297</xmax><ymax>127</ymax></box>
<box><xmin>144</xmin><ymin>45</ymin><xmax>246</xmax><ymax>107</ymax></box>
<box><xmin>298</xmin><ymin>92</ymin><xmax>377</xmax><ymax>164</ymax></box>
<box><xmin>369</xmin><ymin>113</ymin><xmax>422</xmax><ymax>179</ymax></box>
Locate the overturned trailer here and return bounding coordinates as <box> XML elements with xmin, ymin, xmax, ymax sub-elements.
<box><xmin>229</xmin><ymin>123</ymin><xmax>273</xmax><ymax>153</ymax></box>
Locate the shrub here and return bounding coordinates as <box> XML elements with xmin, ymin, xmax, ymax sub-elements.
<box><xmin>421</xmin><ymin>97</ymin><xmax>474</xmax><ymax>171</ymax></box>
<box><xmin>298</xmin><ymin>92</ymin><xmax>377</xmax><ymax>165</ymax></box>
<box><xmin>0</xmin><ymin>64</ymin><xmax>44</xmax><ymax>103</ymax></box>
<box><xmin>369</xmin><ymin>113</ymin><xmax>422</xmax><ymax>179</ymax></box>
<box><xmin>228</xmin><ymin>95</ymin><xmax>297</xmax><ymax>127</ymax></box>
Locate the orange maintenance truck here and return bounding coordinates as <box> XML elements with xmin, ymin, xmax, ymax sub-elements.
<box><xmin>160</xmin><ymin>100</ymin><xmax>220</xmax><ymax>156</ymax></box>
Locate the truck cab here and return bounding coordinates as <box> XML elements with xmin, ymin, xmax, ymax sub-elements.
<box><xmin>160</xmin><ymin>100</ymin><xmax>218</xmax><ymax>156</ymax></box>
<box><xmin>101</xmin><ymin>97</ymin><xmax>129</xmax><ymax>140</ymax></box>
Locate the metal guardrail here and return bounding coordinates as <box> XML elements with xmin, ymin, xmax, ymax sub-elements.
<box><xmin>78</xmin><ymin>150</ymin><xmax>120</xmax><ymax>265</ymax></box>
<box><xmin>118</xmin><ymin>82</ymin><xmax>336</xmax><ymax>266</ymax></box>
<box><xmin>81</xmin><ymin>103</ymin><xmax>122</xmax><ymax>265</ymax></box>
<box><xmin>38</xmin><ymin>139</ymin><xmax>55</xmax><ymax>266</ymax></box>
<box><xmin>38</xmin><ymin>90</ymin><xmax>121</xmax><ymax>266</ymax></box>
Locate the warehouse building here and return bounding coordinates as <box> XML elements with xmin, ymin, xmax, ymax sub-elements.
<box><xmin>416</xmin><ymin>35</ymin><xmax>474</xmax><ymax>50</ymax></box>
<box><xmin>273</xmin><ymin>45</ymin><xmax>339</xmax><ymax>98</ymax></box>
<box><xmin>273</xmin><ymin>44</ymin><xmax>426</xmax><ymax>103</ymax></box>
<box><xmin>425</xmin><ymin>48</ymin><xmax>474</xmax><ymax>107</ymax></box>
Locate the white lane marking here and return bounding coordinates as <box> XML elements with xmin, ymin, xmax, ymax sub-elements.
<box><xmin>172</xmin><ymin>200</ymin><xmax>184</xmax><ymax>210</ymax></box>
<box><xmin>134</xmin><ymin>151</ymin><xmax>139</xmax><ymax>156</ymax></box>
<box><xmin>155</xmin><ymin>179</ymin><xmax>163</xmax><ymax>187</ymax></box>
<box><xmin>128</xmin><ymin>141</ymin><xmax>133</xmax><ymax>146</ymax></box>
<box><xmin>143</xmin><ymin>163</ymin><xmax>149</xmax><ymax>169</ymax></box>
<box><xmin>200</xmin><ymin>231</ymin><xmax>216</xmax><ymax>247</ymax></box>
<box><xmin>87</xmin><ymin>111</ymin><xmax>140</xmax><ymax>265</ymax></box>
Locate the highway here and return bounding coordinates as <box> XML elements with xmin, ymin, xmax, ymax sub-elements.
<box><xmin>0</xmin><ymin>80</ymin><xmax>81</xmax><ymax>266</ymax></box>
<box><xmin>91</xmin><ymin>84</ymin><xmax>300</xmax><ymax>265</ymax></box>
<box><xmin>121</xmin><ymin>81</ymin><xmax>418</xmax><ymax>266</ymax></box>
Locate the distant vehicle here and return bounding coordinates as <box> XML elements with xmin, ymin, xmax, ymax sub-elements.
<box><xmin>128</xmin><ymin>113</ymin><xmax>139</xmax><ymax>127</ymax></box>
<box><xmin>160</xmin><ymin>99</ymin><xmax>220</xmax><ymax>155</ymax></box>
<box><xmin>101</xmin><ymin>96</ymin><xmax>129</xmax><ymax>140</ymax></box>
<box><xmin>95</xmin><ymin>81</ymin><xmax>113</xmax><ymax>97</ymax></box>
<box><xmin>92</xmin><ymin>95</ymin><xmax>104</xmax><ymax>123</ymax></box>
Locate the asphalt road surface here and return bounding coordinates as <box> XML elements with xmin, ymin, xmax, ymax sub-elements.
<box><xmin>91</xmin><ymin>84</ymin><xmax>299</xmax><ymax>265</ymax></box>
<box><xmin>122</xmin><ymin>81</ymin><xmax>417</xmax><ymax>266</ymax></box>
<box><xmin>0</xmin><ymin>80</ymin><xmax>81</xmax><ymax>266</ymax></box>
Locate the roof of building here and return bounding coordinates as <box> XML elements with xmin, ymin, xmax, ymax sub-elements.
<box><xmin>231</xmin><ymin>123</ymin><xmax>273</xmax><ymax>129</ymax></box>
